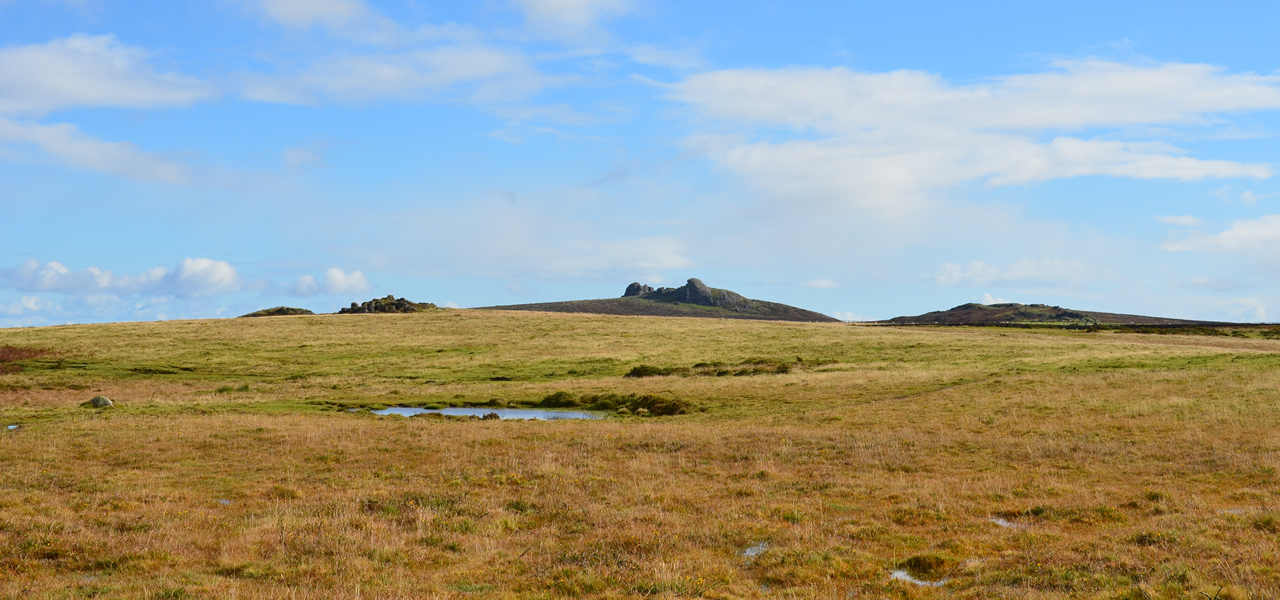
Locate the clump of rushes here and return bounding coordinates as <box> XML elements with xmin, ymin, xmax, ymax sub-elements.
<box><xmin>624</xmin><ymin>365</ymin><xmax>684</xmax><ymax>378</ymax></box>
<box><xmin>538</xmin><ymin>391</ymin><xmax>691</xmax><ymax>415</ymax></box>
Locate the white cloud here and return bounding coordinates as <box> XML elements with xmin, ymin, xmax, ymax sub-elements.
<box><xmin>290</xmin><ymin>268</ymin><xmax>370</xmax><ymax>296</ymax></box>
<box><xmin>1157</xmin><ymin>215</ymin><xmax>1202</xmax><ymax>226</ymax></box>
<box><xmin>1</xmin><ymin>296</ymin><xmax>54</xmax><ymax>316</ymax></box>
<box><xmin>1189</xmin><ymin>276</ymin><xmax>1239</xmax><ymax>292</ymax></box>
<box><xmin>0</xmin><ymin>118</ymin><xmax>190</xmax><ymax>183</ymax></box>
<box><xmin>260</xmin><ymin>0</ymin><xmax>370</xmax><ymax>29</ymax></box>
<box><xmin>668</xmin><ymin>60</ymin><xmax>1280</xmax><ymax>217</ymax></box>
<box><xmin>242</xmin><ymin>45</ymin><xmax>548</xmax><ymax>104</ymax></box>
<box><xmin>166</xmin><ymin>258</ymin><xmax>240</xmax><ymax>297</ymax></box>
<box><xmin>292</xmin><ymin>275</ymin><xmax>320</xmax><ymax>296</ymax></box>
<box><xmin>1</xmin><ymin>258</ymin><xmax>240</xmax><ymax>298</ymax></box>
<box><xmin>0</xmin><ymin>34</ymin><xmax>209</xmax><ymax>116</ymax></box>
<box><xmin>513</xmin><ymin>0</ymin><xmax>633</xmax><ymax>35</ymax></box>
<box><xmin>1189</xmin><ymin>297</ymin><xmax>1269</xmax><ymax>322</ymax></box>
<box><xmin>1213</xmin><ymin>185</ymin><xmax>1279</xmax><ymax>205</ymax></box>
<box><xmin>1162</xmin><ymin>215</ymin><xmax>1280</xmax><ymax>257</ymax></box>
<box><xmin>322</xmin><ymin>268</ymin><xmax>369</xmax><ymax>294</ymax></box>
<box><xmin>801</xmin><ymin>278</ymin><xmax>839</xmax><ymax>288</ymax></box>
<box><xmin>1240</xmin><ymin>190</ymin><xmax>1278</xmax><ymax>205</ymax></box>
<box><xmin>255</xmin><ymin>0</ymin><xmax>475</xmax><ymax>45</ymax></box>
<box><xmin>935</xmin><ymin>258</ymin><xmax>1092</xmax><ymax>287</ymax></box>
<box><xmin>0</xmin><ymin>35</ymin><xmax>207</xmax><ymax>182</ymax></box>
<box><xmin>627</xmin><ymin>44</ymin><xmax>705</xmax><ymax>70</ymax></box>
<box><xmin>831</xmin><ymin>311</ymin><xmax>866</xmax><ymax>322</ymax></box>
<box><xmin>982</xmin><ymin>293</ymin><xmax>1010</xmax><ymax>305</ymax></box>
<box><xmin>281</xmin><ymin>142</ymin><xmax>328</xmax><ymax>168</ymax></box>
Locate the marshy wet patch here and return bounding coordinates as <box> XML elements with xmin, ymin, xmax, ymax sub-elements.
<box><xmin>371</xmin><ymin>406</ymin><xmax>599</xmax><ymax>420</ymax></box>
<box><xmin>890</xmin><ymin>570</ymin><xmax>948</xmax><ymax>587</ymax></box>
<box><xmin>988</xmin><ymin>516</ymin><xmax>1026</xmax><ymax>529</ymax></box>
<box><xmin>741</xmin><ymin>542</ymin><xmax>768</xmax><ymax>558</ymax></box>
<box><xmin>891</xmin><ymin>554</ymin><xmax>955</xmax><ymax>588</ymax></box>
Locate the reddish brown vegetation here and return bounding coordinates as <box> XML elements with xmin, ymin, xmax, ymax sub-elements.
<box><xmin>0</xmin><ymin>345</ymin><xmax>51</xmax><ymax>373</ymax></box>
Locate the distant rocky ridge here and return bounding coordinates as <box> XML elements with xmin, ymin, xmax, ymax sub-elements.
<box><xmin>480</xmin><ymin>279</ymin><xmax>840</xmax><ymax>323</ymax></box>
<box><xmin>623</xmin><ymin>278</ymin><xmax>755</xmax><ymax>312</ymax></box>
<box><xmin>339</xmin><ymin>295</ymin><xmax>437</xmax><ymax>314</ymax></box>
<box><xmin>239</xmin><ymin>307</ymin><xmax>315</xmax><ymax>318</ymax></box>
<box><xmin>885</xmin><ymin>303</ymin><xmax>1220</xmax><ymax>326</ymax></box>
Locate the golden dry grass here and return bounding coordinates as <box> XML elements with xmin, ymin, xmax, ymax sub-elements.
<box><xmin>1</xmin><ymin>310</ymin><xmax>1278</xmax><ymax>598</ymax></box>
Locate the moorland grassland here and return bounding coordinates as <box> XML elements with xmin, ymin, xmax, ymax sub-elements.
<box><xmin>0</xmin><ymin>310</ymin><xmax>1279</xmax><ymax>599</ymax></box>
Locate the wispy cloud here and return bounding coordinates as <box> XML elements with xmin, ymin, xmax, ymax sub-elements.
<box><xmin>935</xmin><ymin>258</ymin><xmax>1092</xmax><ymax>287</ymax></box>
<box><xmin>1189</xmin><ymin>276</ymin><xmax>1240</xmax><ymax>292</ymax></box>
<box><xmin>0</xmin><ymin>34</ymin><xmax>211</xmax><ymax>116</ymax></box>
<box><xmin>513</xmin><ymin>0</ymin><xmax>634</xmax><ymax>38</ymax></box>
<box><xmin>0</xmin><ymin>34</ymin><xmax>211</xmax><ymax>182</ymax></box>
<box><xmin>2</xmin><ymin>258</ymin><xmax>240</xmax><ymax>298</ymax></box>
<box><xmin>291</xmin><ymin>268</ymin><xmax>371</xmax><ymax>296</ymax></box>
<box><xmin>801</xmin><ymin>278</ymin><xmax>840</xmax><ymax>288</ymax></box>
<box><xmin>242</xmin><ymin>45</ymin><xmax>550</xmax><ymax>105</ymax></box>
<box><xmin>0</xmin><ymin>119</ymin><xmax>190</xmax><ymax>183</ymax></box>
<box><xmin>1162</xmin><ymin>215</ymin><xmax>1280</xmax><ymax>258</ymax></box>
<box><xmin>1157</xmin><ymin>215</ymin><xmax>1202</xmax><ymax>226</ymax></box>
<box><xmin>669</xmin><ymin>60</ymin><xmax>1280</xmax><ymax>218</ymax></box>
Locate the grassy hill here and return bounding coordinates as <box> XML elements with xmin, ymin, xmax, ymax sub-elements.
<box><xmin>1</xmin><ymin>311</ymin><xmax>1278</xmax><ymax>597</ymax></box>
<box><xmin>886</xmin><ymin>302</ymin><xmax>1224</xmax><ymax>326</ymax></box>
<box><xmin>479</xmin><ymin>278</ymin><xmax>840</xmax><ymax>323</ymax></box>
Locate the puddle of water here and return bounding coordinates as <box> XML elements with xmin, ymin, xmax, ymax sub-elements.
<box><xmin>988</xmin><ymin>517</ymin><xmax>1025</xmax><ymax>529</ymax></box>
<box><xmin>890</xmin><ymin>570</ymin><xmax>947</xmax><ymax>587</ymax></box>
<box><xmin>218</xmin><ymin>499</ymin><xmax>231</xmax><ymax>506</ymax></box>
<box><xmin>741</xmin><ymin>542</ymin><xmax>768</xmax><ymax>558</ymax></box>
<box><xmin>1219</xmin><ymin>508</ymin><xmax>1245</xmax><ymax>515</ymax></box>
<box><xmin>372</xmin><ymin>407</ymin><xmax>599</xmax><ymax>420</ymax></box>
<box><xmin>5</xmin><ymin>425</ymin><xmax>18</xmax><ymax>431</ymax></box>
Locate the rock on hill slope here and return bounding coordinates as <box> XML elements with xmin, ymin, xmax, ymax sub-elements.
<box><xmin>480</xmin><ymin>279</ymin><xmax>840</xmax><ymax>323</ymax></box>
<box><xmin>885</xmin><ymin>303</ymin><xmax>1219</xmax><ymax>326</ymax></box>
<box><xmin>338</xmin><ymin>296</ymin><xmax>438</xmax><ymax>314</ymax></box>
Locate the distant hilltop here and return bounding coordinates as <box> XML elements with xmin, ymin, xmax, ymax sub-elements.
<box><xmin>884</xmin><ymin>302</ymin><xmax>1222</xmax><ymax>326</ymax></box>
<box><xmin>239</xmin><ymin>295</ymin><xmax>437</xmax><ymax>318</ymax></box>
<box><xmin>479</xmin><ymin>278</ymin><xmax>840</xmax><ymax>323</ymax></box>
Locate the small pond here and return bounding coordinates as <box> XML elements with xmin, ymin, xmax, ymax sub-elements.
<box><xmin>890</xmin><ymin>570</ymin><xmax>948</xmax><ymax>587</ymax></box>
<box><xmin>371</xmin><ymin>407</ymin><xmax>599</xmax><ymax>420</ymax></box>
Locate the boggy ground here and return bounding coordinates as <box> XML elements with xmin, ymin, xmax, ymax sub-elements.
<box><xmin>0</xmin><ymin>310</ymin><xmax>1278</xmax><ymax>598</ymax></box>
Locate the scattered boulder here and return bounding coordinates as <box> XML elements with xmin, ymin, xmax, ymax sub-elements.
<box><xmin>481</xmin><ymin>412</ymin><xmax>501</xmax><ymax>420</ymax></box>
<box><xmin>338</xmin><ymin>295</ymin><xmax>438</xmax><ymax>314</ymax></box>
<box><xmin>82</xmin><ymin>396</ymin><xmax>114</xmax><ymax>409</ymax></box>
<box><xmin>239</xmin><ymin>307</ymin><xmax>314</xmax><ymax>318</ymax></box>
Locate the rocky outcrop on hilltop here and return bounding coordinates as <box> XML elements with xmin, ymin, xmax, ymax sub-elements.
<box><xmin>339</xmin><ymin>295</ymin><xmax>437</xmax><ymax>314</ymax></box>
<box><xmin>481</xmin><ymin>278</ymin><xmax>840</xmax><ymax>323</ymax></box>
<box><xmin>623</xmin><ymin>278</ymin><xmax>755</xmax><ymax>312</ymax></box>
<box><xmin>239</xmin><ymin>307</ymin><xmax>315</xmax><ymax>318</ymax></box>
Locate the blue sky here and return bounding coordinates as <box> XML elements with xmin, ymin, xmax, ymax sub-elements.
<box><xmin>4</xmin><ymin>0</ymin><xmax>1280</xmax><ymax>325</ymax></box>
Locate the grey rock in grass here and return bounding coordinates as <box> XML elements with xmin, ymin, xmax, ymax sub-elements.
<box><xmin>87</xmin><ymin>396</ymin><xmax>114</xmax><ymax>408</ymax></box>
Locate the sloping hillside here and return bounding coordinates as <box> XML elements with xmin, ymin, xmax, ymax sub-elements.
<box><xmin>480</xmin><ymin>278</ymin><xmax>840</xmax><ymax>323</ymax></box>
<box><xmin>885</xmin><ymin>302</ymin><xmax>1220</xmax><ymax>325</ymax></box>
